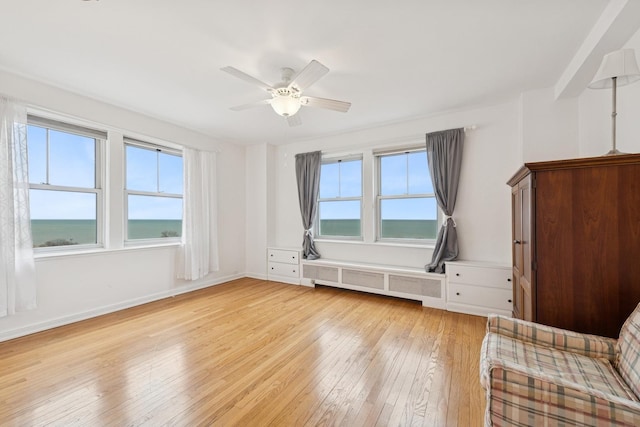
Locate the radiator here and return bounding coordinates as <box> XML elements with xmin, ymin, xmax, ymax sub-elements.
<box><xmin>301</xmin><ymin>261</ymin><xmax>446</xmax><ymax>309</ymax></box>
<box><xmin>389</xmin><ymin>274</ymin><xmax>441</xmax><ymax>298</ymax></box>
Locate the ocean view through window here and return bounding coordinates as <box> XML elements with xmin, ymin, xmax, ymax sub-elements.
<box><xmin>25</xmin><ymin>114</ymin><xmax>185</xmax><ymax>250</ymax></box>
<box><xmin>27</xmin><ymin>117</ymin><xmax>104</xmax><ymax>248</ymax></box>
<box><xmin>377</xmin><ymin>149</ymin><xmax>437</xmax><ymax>240</ymax></box>
<box><xmin>317</xmin><ymin>157</ymin><xmax>363</xmax><ymax>238</ymax></box>
<box><xmin>125</xmin><ymin>140</ymin><xmax>183</xmax><ymax>241</ymax></box>
<box><xmin>315</xmin><ymin>148</ymin><xmax>438</xmax><ymax>242</ymax></box>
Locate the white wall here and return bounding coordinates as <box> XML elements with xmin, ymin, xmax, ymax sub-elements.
<box><xmin>579</xmin><ymin>29</ymin><xmax>640</xmax><ymax>156</ymax></box>
<box><xmin>259</xmin><ymin>100</ymin><xmax>522</xmax><ymax>270</ymax></box>
<box><xmin>245</xmin><ymin>144</ymin><xmax>269</xmax><ymax>279</ymax></box>
<box><xmin>0</xmin><ymin>70</ymin><xmax>247</xmax><ymax>341</ymax></box>
<box><xmin>520</xmin><ymin>88</ymin><xmax>580</xmax><ymax>162</ymax></box>
<box><xmin>245</xmin><ymin>143</ymin><xmax>279</xmax><ymax>279</ymax></box>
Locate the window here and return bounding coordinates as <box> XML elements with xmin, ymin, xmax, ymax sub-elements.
<box><xmin>27</xmin><ymin>116</ymin><xmax>105</xmax><ymax>249</ymax></box>
<box><xmin>125</xmin><ymin>139</ymin><xmax>183</xmax><ymax>242</ymax></box>
<box><xmin>376</xmin><ymin>149</ymin><xmax>438</xmax><ymax>241</ymax></box>
<box><xmin>317</xmin><ymin>157</ymin><xmax>362</xmax><ymax>239</ymax></box>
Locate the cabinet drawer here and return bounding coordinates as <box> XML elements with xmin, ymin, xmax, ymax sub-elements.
<box><xmin>268</xmin><ymin>262</ymin><xmax>299</xmax><ymax>278</ymax></box>
<box><xmin>267</xmin><ymin>249</ymin><xmax>299</xmax><ymax>264</ymax></box>
<box><xmin>447</xmin><ymin>264</ymin><xmax>511</xmax><ymax>289</ymax></box>
<box><xmin>448</xmin><ymin>283</ymin><xmax>512</xmax><ymax>311</ymax></box>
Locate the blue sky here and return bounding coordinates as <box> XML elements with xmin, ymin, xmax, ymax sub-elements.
<box><xmin>126</xmin><ymin>145</ymin><xmax>183</xmax><ymax>220</ymax></box>
<box><xmin>27</xmin><ymin>125</ymin><xmax>183</xmax><ymax>220</ymax></box>
<box><xmin>319</xmin><ymin>152</ymin><xmax>437</xmax><ymax>221</ymax></box>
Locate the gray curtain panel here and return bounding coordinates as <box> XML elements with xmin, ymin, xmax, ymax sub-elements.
<box><xmin>425</xmin><ymin>128</ymin><xmax>464</xmax><ymax>273</ymax></box>
<box><xmin>295</xmin><ymin>151</ymin><xmax>322</xmax><ymax>260</ymax></box>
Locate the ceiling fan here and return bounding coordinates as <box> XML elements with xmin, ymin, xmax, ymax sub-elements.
<box><xmin>221</xmin><ymin>60</ymin><xmax>351</xmax><ymax>127</ymax></box>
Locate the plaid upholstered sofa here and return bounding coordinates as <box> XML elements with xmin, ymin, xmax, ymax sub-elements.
<box><xmin>480</xmin><ymin>303</ymin><xmax>640</xmax><ymax>426</ymax></box>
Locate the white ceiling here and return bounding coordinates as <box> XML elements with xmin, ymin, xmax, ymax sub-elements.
<box><xmin>0</xmin><ymin>0</ymin><xmax>633</xmax><ymax>145</ymax></box>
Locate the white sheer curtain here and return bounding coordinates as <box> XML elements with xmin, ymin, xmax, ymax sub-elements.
<box><xmin>177</xmin><ymin>147</ymin><xmax>219</xmax><ymax>280</ymax></box>
<box><xmin>0</xmin><ymin>97</ymin><xmax>37</xmax><ymax>317</ymax></box>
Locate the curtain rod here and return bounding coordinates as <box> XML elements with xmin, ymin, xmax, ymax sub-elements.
<box><xmin>428</xmin><ymin>125</ymin><xmax>477</xmax><ymax>134</ymax></box>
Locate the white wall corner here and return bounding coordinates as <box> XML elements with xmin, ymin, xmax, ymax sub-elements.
<box><xmin>245</xmin><ymin>144</ymin><xmax>269</xmax><ymax>277</ymax></box>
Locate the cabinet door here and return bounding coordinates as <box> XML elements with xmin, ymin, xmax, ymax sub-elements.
<box><xmin>512</xmin><ymin>274</ymin><xmax>522</xmax><ymax>319</ymax></box>
<box><xmin>520</xmin><ymin>177</ymin><xmax>534</xmax><ymax>321</ymax></box>
<box><xmin>511</xmin><ymin>185</ymin><xmax>523</xmax><ymax>318</ymax></box>
<box><xmin>511</xmin><ymin>175</ymin><xmax>534</xmax><ymax>321</ymax></box>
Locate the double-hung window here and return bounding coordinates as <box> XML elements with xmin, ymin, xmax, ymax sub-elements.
<box><xmin>376</xmin><ymin>148</ymin><xmax>438</xmax><ymax>241</ymax></box>
<box><xmin>124</xmin><ymin>139</ymin><xmax>183</xmax><ymax>243</ymax></box>
<box><xmin>317</xmin><ymin>156</ymin><xmax>362</xmax><ymax>239</ymax></box>
<box><xmin>27</xmin><ymin>116</ymin><xmax>105</xmax><ymax>249</ymax></box>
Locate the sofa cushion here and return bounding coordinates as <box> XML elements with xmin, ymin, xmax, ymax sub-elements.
<box><xmin>617</xmin><ymin>302</ymin><xmax>640</xmax><ymax>399</ymax></box>
<box><xmin>482</xmin><ymin>332</ymin><xmax>637</xmax><ymax>401</ymax></box>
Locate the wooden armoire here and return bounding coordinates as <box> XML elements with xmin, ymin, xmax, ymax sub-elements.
<box><xmin>507</xmin><ymin>154</ymin><xmax>640</xmax><ymax>338</ymax></box>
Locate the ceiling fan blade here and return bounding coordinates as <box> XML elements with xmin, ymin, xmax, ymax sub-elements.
<box><xmin>301</xmin><ymin>96</ymin><xmax>351</xmax><ymax>113</ymax></box>
<box><xmin>221</xmin><ymin>66</ymin><xmax>274</xmax><ymax>91</ymax></box>
<box><xmin>288</xmin><ymin>60</ymin><xmax>329</xmax><ymax>91</ymax></box>
<box><xmin>229</xmin><ymin>99</ymin><xmax>271</xmax><ymax>111</ymax></box>
<box><xmin>287</xmin><ymin>114</ymin><xmax>302</xmax><ymax>127</ymax></box>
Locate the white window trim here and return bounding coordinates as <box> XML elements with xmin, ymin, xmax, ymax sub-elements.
<box><xmin>374</xmin><ymin>147</ymin><xmax>440</xmax><ymax>245</ymax></box>
<box><xmin>24</xmin><ymin>109</ymin><xmax>189</xmax><ymax>256</ymax></box>
<box><xmin>27</xmin><ymin>117</ymin><xmax>105</xmax><ymax>252</ymax></box>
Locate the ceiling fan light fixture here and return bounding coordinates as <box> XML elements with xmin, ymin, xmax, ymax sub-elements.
<box><xmin>270</xmin><ymin>94</ymin><xmax>301</xmax><ymax>117</ymax></box>
<box><xmin>222</xmin><ymin>60</ymin><xmax>350</xmax><ymax>125</ymax></box>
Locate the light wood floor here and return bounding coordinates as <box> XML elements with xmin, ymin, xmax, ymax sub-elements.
<box><xmin>0</xmin><ymin>278</ymin><xmax>487</xmax><ymax>426</ymax></box>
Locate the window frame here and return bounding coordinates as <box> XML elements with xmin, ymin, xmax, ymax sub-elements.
<box><xmin>123</xmin><ymin>138</ymin><xmax>183</xmax><ymax>246</ymax></box>
<box><xmin>315</xmin><ymin>155</ymin><xmax>364</xmax><ymax>241</ymax></box>
<box><xmin>375</xmin><ymin>146</ymin><xmax>440</xmax><ymax>244</ymax></box>
<box><xmin>27</xmin><ymin>115</ymin><xmax>105</xmax><ymax>252</ymax></box>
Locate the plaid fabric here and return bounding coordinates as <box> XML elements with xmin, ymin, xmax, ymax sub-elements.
<box><xmin>481</xmin><ymin>333</ymin><xmax>636</xmax><ymax>400</ymax></box>
<box><xmin>616</xmin><ymin>302</ymin><xmax>640</xmax><ymax>400</ymax></box>
<box><xmin>481</xmin><ymin>333</ymin><xmax>640</xmax><ymax>426</ymax></box>
<box><xmin>487</xmin><ymin>314</ymin><xmax>617</xmax><ymax>362</ymax></box>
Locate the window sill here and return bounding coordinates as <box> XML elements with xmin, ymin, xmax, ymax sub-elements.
<box><xmin>315</xmin><ymin>238</ymin><xmax>435</xmax><ymax>250</ymax></box>
<box><xmin>33</xmin><ymin>242</ymin><xmax>181</xmax><ymax>260</ymax></box>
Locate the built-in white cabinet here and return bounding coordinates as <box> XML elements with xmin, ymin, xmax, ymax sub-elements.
<box><xmin>446</xmin><ymin>260</ymin><xmax>512</xmax><ymax>317</ymax></box>
<box><xmin>267</xmin><ymin>248</ymin><xmax>300</xmax><ymax>285</ymax></box>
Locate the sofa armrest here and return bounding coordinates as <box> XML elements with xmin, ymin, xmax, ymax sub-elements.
<box><xmin>487</xmin><ymin>314</ymin><xmax>617</xmax><ymax>361</ymax></box>
<box><xmin>483</xmin><ymin>358</ymin><xmax>640</xmax><ymax>426</ymax></box>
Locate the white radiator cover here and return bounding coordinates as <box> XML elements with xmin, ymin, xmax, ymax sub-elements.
<box><xmin>389</xmin><ymin>274</ymin><xmax>441</xmax><ymax>298</ymax></box>
<box><xmin>342</xmin><ymin>269</ymin><xmax>385</xmax><ymax>290</ymax></box>
<box><xmin>301</xmin><ymin>260</ymin><xmax>446</xmax><ymax>309</ymax></box>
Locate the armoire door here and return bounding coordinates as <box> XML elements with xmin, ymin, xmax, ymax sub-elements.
<box><xmin>519</xmin><ymin>177</ymin><xmax>533</xmax><ymax>321</ymax></box>
<box><xmin>511</xmin><ymin>184</ymin><xmax>523</xmax><ymax>319</ymax></box>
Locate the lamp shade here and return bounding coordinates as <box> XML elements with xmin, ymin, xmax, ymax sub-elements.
<box><xmin>270</xmin><ymin>95</ymin><xmax>301</xmax><ymax>117</ymax></box>
<box><xmin>588</xmin><ymin>49</ymin><xmax>640</xmax><ymax>89</ymax></box>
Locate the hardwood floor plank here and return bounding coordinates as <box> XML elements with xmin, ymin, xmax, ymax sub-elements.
<box><xmin>291</xmin><ymin>296</ymin><xmax>405</xmax><ymax>426</ymax></box>
<box><xmin>0</xmin><ymin>279</ymin><xmax>487</xmax><ymax>426</ymax></box>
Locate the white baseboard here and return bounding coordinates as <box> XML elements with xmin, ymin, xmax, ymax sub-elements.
<box><xmin>245</xmin><ymin>272</ymin><xmax>268</xmax><ymax>280</ymax></box>
<box><xmin>422</xmin><ymin>296</ymin><xmax>447</xmax><ymax>310</ymax></box>
<box><xmin>446</xmin><ymin>302</ymin><xmax>511</xmax><ymax>318</ymax></box>
<box><xmin>267</xmin><ymin>275</ymin><xmax>301</xmax><ymax>285</ymax></box>
<box><xmin>0</xmin><ymin>273</ymin><xmax>244</xmax><ymax>343</ymax></box>
<box><xmin>300</xmin><ymin>278</ymin><xmax>315</xmax><ymax>287</ymax></box>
